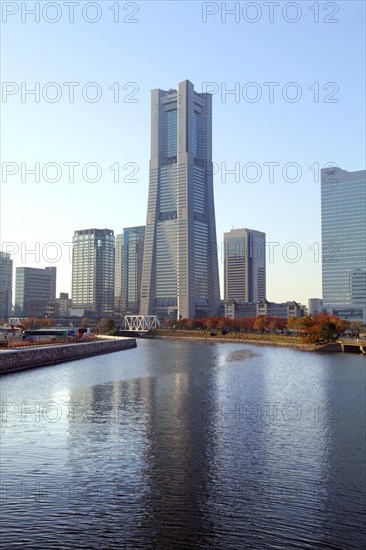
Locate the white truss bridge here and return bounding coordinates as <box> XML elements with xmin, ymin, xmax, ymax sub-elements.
<box><xmin>122</xmin><ymin>315</ymin><xmax>160</xmax><ymax>333</ymax></box>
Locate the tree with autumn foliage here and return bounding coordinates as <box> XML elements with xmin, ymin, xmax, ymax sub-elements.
<box><xmin>313</xmin><ymin>313</ymin><xmax>349</xmax><ymax>341</ymax></box>
<box><xmin>191</xmin><ymin>318</ymin><xmax>206</xmax><ymax>330</ymax></box>
<box><xmin>204</xmin><ymin>316</ymin><xmax>221</xmax><ymax>330</ymax></box>
<box><xmin>286</xmin><ymin>315</ymin><xmax>313</xmax><ymax>335</ymax></box>
<box><xmin>253</xmin><ymin>316</ymin><xmax>269</xmax><ymax>332</ymax></box>
<box><xmin>287</xmin><ymin>312</ymin><xmax>350</xmax><ymax>342</ymax></box>
<box><xmin>157</xmin><ymin>313</ymin><xmax>352</xmax><ymax>342</ymax></box>
<box><xmin>286</xmin><ymin>316</ymin><xmax>300</xmax><ymax>331</ymax></box>
<box><xmin>267</xmin><ymin>317</ymin><xmax>287</xmax><ymax>332</ymax></box>
<box><xmin>178</xmin><ymin>318</ymin><xmax>192</xmax><ymax>330</ymax></box>
<box><xmin>23</xmin><ymin>318</ymin><xmax>53</xmax><ymax>330</ymax></box>
<box><xmin>232</xmin><ymin>317</ymin><xmax>255</xmax><ymax>333</ymax></box>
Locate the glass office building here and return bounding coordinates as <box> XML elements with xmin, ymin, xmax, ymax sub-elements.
<box><xmin>15</xmin><ymin>267</ymin><xmax>56</xmax><ymax>317</ymax></box>
<box><xmin>72</xmin><ymin>228</ymin><xmax>115</xmax><ymax>317</ymax></box>
<box><xmin>321</xmin><ymin>167</ymin><xmax>366</xmax><ymax>322</ymax></box>
<box><xmin>140</xmin><ymin>80</ymin><xmax>220</xmax><ymax>319</ymax></box>
<box><xmin>115</xmin><ymin>226</ymin><xmax>145</xmax><ymax>315</ymax></box>
<box><xmin>224</xmin><ymin>228</ymin><xmax>266</xmax><ymax>302</ymax></box>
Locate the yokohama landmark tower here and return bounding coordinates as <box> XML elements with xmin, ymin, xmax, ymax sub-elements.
<box><xmin>140</xmin><ymin>80</ymin><xmax>220</xmax><ymax>319</ymax></box>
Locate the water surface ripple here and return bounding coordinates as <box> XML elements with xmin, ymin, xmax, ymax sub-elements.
<box><xmin>1</xmin><ymin>340</ymin><xmax>365</xmax><ymax>549</ymax></box>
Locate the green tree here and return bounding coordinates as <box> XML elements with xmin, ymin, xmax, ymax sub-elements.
<box><xmin>318</xmin><ymin>321</ymin><xmax>337</xmax><ymax>342</ymax></box>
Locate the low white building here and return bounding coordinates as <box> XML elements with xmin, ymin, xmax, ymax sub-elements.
<box><xmin>308</xmin><ymin>298</ymin><xmax>323</xmax><ymax>316</ymax></box>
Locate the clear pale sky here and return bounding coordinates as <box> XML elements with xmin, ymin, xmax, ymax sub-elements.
<box><xmin>1</xmin><ymin>0</ymin><xmax>365</xmax><ymax>305</ymax></box>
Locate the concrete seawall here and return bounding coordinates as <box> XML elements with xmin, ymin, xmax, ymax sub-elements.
<box><xmin>0</xmin><ymin>338</ymin><xmax>137</xmax><ymax>375</ymax></box>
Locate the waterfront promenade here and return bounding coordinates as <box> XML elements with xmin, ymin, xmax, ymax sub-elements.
<box><xmin>0</xmin><ymin>337</ymin><xmax>136</xmax><ymax>375</ymax></box>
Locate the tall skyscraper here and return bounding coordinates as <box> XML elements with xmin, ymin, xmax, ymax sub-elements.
<box><xmin>15</xmin><ymin>266</ymin><xmax>56</xmax><ymax>316</ymax></box>
<box><xmin>321</xmin><ymin>167</ymin><xmax>366</xmax><ymax>322</ymax></box>
<box><xmin>72</xmin><ymin>228</ymin><xmax>115</xmax><ymax>317</ymax></box>
<box><xmin>115</xmin><ymin>226</ymin><xmax>145</xmax><ymax>316</ymax></box>
<box><xmin>0</xmin><ymin>251</ymin><xmax>13</xmax><ymax>319</ymax></box>
<box><xmin>140</xmin><ymin>80</ymin><xmax>220</xmax><ymax>319</ymax></box>
<box><xmin>224</xmin><ymin>228</ymin><xmax>266</xmax><ymax>302</ymax></box>
<box><xmin>114</xmin><ymin>233</ymin><xmax>123</xmax><ymax>315</ymax></box>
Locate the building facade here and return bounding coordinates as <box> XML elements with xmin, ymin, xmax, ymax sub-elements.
<box><xmin>224</xmin><ymin>228</ymin><xmax>266</xmax><ymax>302</ymax></box>
<box><xmin>140</xmin><ymin>80</ymin><xmax>220</xmax><ymax>319</ymax></box>
<box><xmin>72</xmin><ymin>228</ymin><xmax>115</xmax><ymax>317</ymax></box>
<box><xmin>224</xmin><ymin>300</ymin><xmax>257</xmax><ymax>319</ymax></box>
<box><xmin>224</xmin><ymin>298</ymin><xmax>305</xmax><ymax>320</ymax></box>
<box><xmin>308</xmin><ymin>298</ymin><xmax>323</xmax><ymax>316</ymax></box>
<box><xmin>15</xmin><ymin>266</ymin><xmax>56</xmax><ymax>317</ymax></box>
<box><xmin>46</xmin><ymin>267</ymin><xmax>57</xmax><ymax>300</ymax></box>
<box><xmin>321</xmin><ymin>167</ymin><xmax>366</xmax><ymax>322</ymax></box>
<box><xmin>115</xmin><ymin>226</ymin><xmax>145</xmax><ymax>316</ymax></box>
<box><xmin>257</xmin><ymin>300</ymin><xmax>305</xmax><ymax>319</ymax></box>
<box><xmin>57</xmin><ymin>292</ymin><xmax>72</xmax><ymax>317</ymax></box>
<box><xmin>114</xmin><ymin>234</ymin><xmax>123</xmax><ymax>315</ymax></box>
<box><xmin>0</xmin><ymin>251</ymin><xmax>13</xmax><ymax>319</ymax></box>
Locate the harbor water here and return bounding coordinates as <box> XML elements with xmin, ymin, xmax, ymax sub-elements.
<box><xmin>1</xmin><ymin>339</ymin><xmax>365</xmax><ymax>549</ymax></box>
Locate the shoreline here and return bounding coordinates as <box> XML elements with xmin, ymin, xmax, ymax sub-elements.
<box><xmin>0</xmin><ymin>338</ymin><xmax>137</xmax><ymax>375</ymax></box>
<box><xmin>146</xmin><ymin>333</ymin><xmax>341</xmax><ymax>353</ymax></box>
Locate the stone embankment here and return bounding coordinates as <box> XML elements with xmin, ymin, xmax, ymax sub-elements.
<box><xmin>150</xmin><ymin>333</ymin><xmax>342</xmax><ymax>352</ymax></box>
<box><xmin>0</xmin><ymin>338</ymin><xmax>136</xmax><ymax>375</ymax></box>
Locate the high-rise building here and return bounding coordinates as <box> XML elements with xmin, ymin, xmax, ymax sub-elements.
<box><xmin>224</xmin><ymin>228</ymin><xmax>266</xmax><ymax>303</ymax></box>
<box><xmin>15</xmin><ymin>266</ymin><xmax>56</xmax><ymax>316</ymax></box>
<box><xmin>140</xmin><ymin>79</ymin><xmax>220</xmax><ymax>319</ymax></box>
<box><xmin>115</xmin><ymin>226</ymin><xmax>145</xmax><ymax>316</ymax></box>
<box><xmin>321</xmin><ymin>167</ymin><xmax>366</xmax><ymax>322</ymax></box>
<box><xmin>114</xmin><ymin>234</ymin><xmax>123</xmax><ymax>316</ymax></box>
<box><xmin>72</xmin><ymin>228</ymin><xmax>115</xmax><ymax>317</ymax></box>
<box><xmin>0</xmin><ymin>251</ymin><xmax>13</xmax><ymax>319</ymax></box>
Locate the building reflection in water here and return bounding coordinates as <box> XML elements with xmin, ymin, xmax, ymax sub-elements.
<box><xmin>63</xmin><ymin>342</ymin><xmax>366</xmax><ymax>547</ymax></box>
<box><xmin>65</xmin><ymin>340</ymin><xmax>222</xmax><ymax>546</ymax></box>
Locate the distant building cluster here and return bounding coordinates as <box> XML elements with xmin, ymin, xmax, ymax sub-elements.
<box><xmin>1</xmin><ymin>81</ymin><xmax>365</xmax><ymax>323</ymax></box>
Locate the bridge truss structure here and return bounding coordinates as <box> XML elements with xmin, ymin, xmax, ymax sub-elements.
<box><xmin>122</xmin><ymin>315</ymin><xmax>160</xmax><ymax>332</ymax></box>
